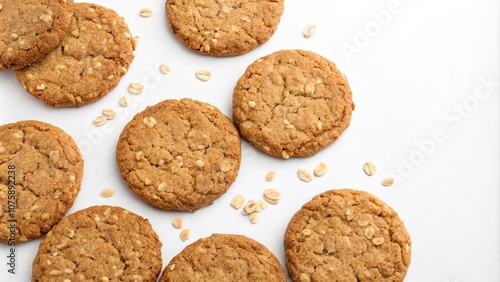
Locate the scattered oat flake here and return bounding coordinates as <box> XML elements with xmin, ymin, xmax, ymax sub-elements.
<box><xmin>381</xmin><ymin>177</ymin><xmax>395</xmax><ymax>186</ymax></box>
<box><xmin>230</xmin><ymin>194</ymin><xmax>245</xmax><ymax>209</ymax></box>
<box><xmin>303</xmin><ymin>25</ymin><xmax>317</xmax><ymax>38</ymax></box>
<box><xmin>102</xmin><ymin>108</ymin><xmax>117</xmax><ymax>120</ymax></box>
<box><xmin>159</xmin><ymin>64</ymin><xmax>171</xmax><ymax>75</ymax></box>
<box><xmin>119</xmin><ymin>96</ymin><xmax>129</xmax><ymax>107</ymax></box>
<box><xmin>100</xmin><ymin>188</ymin><xmax>115</xmax><ymax>198</ymax></box>
<box><xmin>195</xmin><ymin>70</ymin><xmax>211</xmax><ymax>81</ymax></box>
<box><xmin>172</xmin><ymin>218</ymin><xmax>183</xmax><ymax>229</ymax></box>
<box><xmin>128</xmin><ymin>83</ymin><xmax>144</xmax><ymax>94</ymax></box>
<box><xmin>249</xmin><ymin>212</ymin><xmax>260</xmax><ymax>224</ymax></box>
<box><xmin>265</xmin><ymin>171</ymin><xmax>276</xmax><ymax>182</ymax></box>
<box><xmin>363</xmin><ymin>162</ymin><xmax>377</xmax><ymax>176</ymax></box>
<box><xmin>140</xmin><ymin>8</ymin><xmax>153</xmax><ymax>17</ymax></box>
<box><xmin>297</xmin><ymin>168</ymin><xmax>313</xmax><ymax>182</ymax></box>
<box><xmin>180</xmin><ymin>229</ymin><xmax>191</xmax><ymax>241</ymax></box>
<box><xmin>257</xmin><ymin>200</ymin><xmax>268</xmax><ymax>211</ymax></box>
<box><xmin>263</xmin><ymin>189</ymin><xmax>281</xmax><ymax>205</ymax></box>
<box><xmin>313</xmin><ymin>162</ymin><xmax>328</xmax><ymax>177</ymax></box>
<box><xmin>93</xmin><ymin>116</ymin><xmax>107</xmax><ymax>126</ymax></box>
<box><xmin>242</xmin><ymin>199</ymin><xmax>258</xmax><ymax>214</ymax></box>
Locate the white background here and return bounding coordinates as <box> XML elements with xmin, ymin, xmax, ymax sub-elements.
<box><xmin>1</xmin><ymin>0</ymin><xmax>499</xmax><ymax>281</ymax></box>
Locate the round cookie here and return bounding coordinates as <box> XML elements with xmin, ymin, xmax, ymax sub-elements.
<box><xmin>0</xmin><ymin>120</ymin><xmax>83</xmax><ymax>243</ymax></box>
<box><xmin>0</xmin><ymin>0</ymin><xmax>74</xmax><ymax>69</ymax></box>
<box><xmin>116</xmin><ymin>98</ymin><xmax>241</xmax><ymax>212</ymax></box>
<box><xmin>15</xmin><ymin>2</ymin><xmax>136</xmax><ymax>107</ymax></box>
<box><xmin>232</xmin><ymin>49</ymin><xmax>354</xmax><ymax>159</ymax></box>
<box><xmin>284</xmin><ymin>189</ymin><xmax>412</xmax><ymax>282</ymax></box>
<box><xmin>165</xmin><ymin>0</ymin><xmax>284</xmax><ymax>56</ymax></box>
<box><xmin>160</xmin><ymin>233</ymin><xmax>286</xmax><ymax>281</ymax></box>
<box><xmin>31</xmin><ymin>205</ymin><xmax>163</xmax><ymax>281</ymax></box>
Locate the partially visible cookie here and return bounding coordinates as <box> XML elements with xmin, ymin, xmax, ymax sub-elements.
<box><xmin>160</xmin><ymin>233</ymin><xmax>286</xmax><ymax>281</ymax></box>
<box><xmin>232</xmin><ymin>49</ymin><xmax>354</xmax><ymax>159</ymax></box>
<box><xmin>0</xmin><ymin>120</ymin><xmax>83</xmax><ymax>243</ymax></box>
<box><xmin>31</xmin><ymin>205</ymin><xmax>163</xmax><ymax>281</ymax></box>
<box><xmin>15</xmin><ymin>2</ymin><xmax>136</xmax><ymax>107</ymax></box>
<box><xmin>0</xmin><ymin>0</ymin><xmax>74</xmax><ymax>69</ymax></box>
<box><xmin>284</xmin><ymin>189</ymin><xmax>412</xmax><ymax>281</ymax></box>
<box><xmin>165</xmin><ymin>0</ymin><xmax>284</xmax><ymax>56</ymax></box>
<box><xmin>116</xmin><ymin>98</ymin><xmax>241</xmax><ymax>212</ymax></box>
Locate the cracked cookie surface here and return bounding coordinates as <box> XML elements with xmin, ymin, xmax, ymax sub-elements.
<box><xmin>15</xmin><ymin>2</ymin><xmax>136</xmax><ymax>107</ymax></box>
<box><xmin>284</xmin><ymin>189</ymin><xmax>412</xmax><ymax>282</ymax></box>
<box><xmin>232</xmin><ymin>49</ymin><xmax>354</xmax><ymax>159</ymax></box>
<box><xmin>166</xmin><ymin>0</ymin><xmax>284</xmax><ymax>56</ymax></box>
<box><xmin>0</xmin><ymin>0</ymin><xmax>74</xmax><ymax>69</ymax></box>
<box><xmin>160</xmin><ymin>233</ymin><xmax>286</xmax><ymax>281</ymax></box>
<box><xmin>32</xmin><ymin>205</ymin><xmax>163</xmax><ymax>282</ymax></box>
<box><xmin>0</xmin><ymin>120</ymin><xmax>83</xmax><ymax>243</ymax></box>
<box><xmin>116</xmin><ymin>99</ymin><xmax>241</xmax><ymax>212</ymax></box>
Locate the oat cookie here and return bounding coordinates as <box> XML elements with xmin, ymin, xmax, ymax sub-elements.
<box><xmin>0</xmin><ymin>0</ymin><xmax>74</xmax><ymax>69</ymax></box>
<box><xmin>160</xmin><ymin>233</ymin><xmax>286</xmax><ymax>281</ymax></box>
<box><xmin>15</xmin><ymin>2</ymin><xmax>136</xmax><ymax>107</ymax></box>
<box><xmin>116</xmin><ymin>98</ymin><xmax>241</xmax><ymax>212</ymax></box>
<box><xmin>165</xmin><ymin>0</ymin><xmax>284</xmax><ymax>56</ymax></box>
<box><xmin>232</xmin><ymin>49</ymin><xmax>354</xmax><ymax>159</ymax></box>
<box><xmin>0</xmin><ymin>120</ymin><xmax>83</xmax><ymax>243</ymax></box>
<box><xmin>31</xmin><ymin>205</ymin><xmax>163</xmax><ymax>282</ymax></box>
<box><xmin>284</xmin><ymin>189</ymin><xmax>412</xmax><ymax>282</ymax></box>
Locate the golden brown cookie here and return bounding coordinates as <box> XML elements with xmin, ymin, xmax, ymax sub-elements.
<box><xmin>31</xmin><ymin>205</ymin><xmax>163</xmax><ymax>282</ymax></box>
<box><xmin>160</xmin><ymin>233</ymin><xmax>286</xmax><ymax>281</ymax></box>
<box><xmin>284</xmin><ymin>189</ymin><xmax>412</xmax><ymax>282</ymax></box>
<box><xmin>116</xmin><ymin>99</ymin><xmax>241</xmax><ymax>212</ymax></box>
<box><xmin>232</xmin><ymin>49</ymin><xmax>354</xmax><ymax>159</ymax></box>
<box><xmin>165</xmin><ymin>0</ymin><xmax>284</xmax><ymax>56</ymax></box>
<box><xmin>0</xmin><ymin>120</ymin><xmax>83</xmax><ymax>243</ymax></box>
<box><xmin>15</xmin><ymin>2</ymin><xmax>136</xmax><ymax>107</ymax></box>
<box><xmin>0</xmin><ymin>0</ymin><xmax>74</xmax><ymax>69</ymax></box>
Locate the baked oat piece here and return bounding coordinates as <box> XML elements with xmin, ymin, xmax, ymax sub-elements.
<box><xmin>116</xmin><ymin>98</ymin><xmax>241</xmax><ymax>212</ymax></box>
<box><xmin>0</xmin><ymin>0</ymin><xmax>74</xmax><ymax>69</ymax></box>
<box><xmin>15</xmin><ymin>2</ymin><xmax>136</xmax><ymax>107</ymax></box>
<box><xmin>31</xmin><ymin>205</ymin><xmax>163</xmax><ymax>282</ymax></box>
<box><xmin>0</xmin><ymin>120</ymin><xmax>83</xmax><ymax>243</ymax></box>
<box><xmin>165</xmin><ymin>0</ymin><xmax>284</xmax><ymax>56</ymax></box>
<box><xmin>232</xmin><ymin>49</ymin><xmax>354</xmax><ymax>159</ymax></box>
<box><xmin>284</xmin><ymin>189</ymin><xmax>412</xmax><ymax>282</ymax></box>
<box><xmin>160</xmin><ymin>233</ymin><xmax>286</xmax><ymax>281</ymax></box>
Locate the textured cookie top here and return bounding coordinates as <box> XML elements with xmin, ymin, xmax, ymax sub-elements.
<box><xmin>160</xmin><ymin>233</ymin><xmax>286</xmax><ymax>281</ymax></box>
<box><xmin>232</xmin><ymin>49</ymin><xmax>354</xmax><ymax>159</ymax></box>
<box><xmin>0</xmin><ymin>120</ymin><xmax>83</xmax><ymax>243</ymax></box>
<box><xmin>32</xmin><ymin>205</ymin><xmax>163</xmax><ymax>282</ymax></box>
<box><xmin>0</xmin><ymin>0</ymin><xmax>74</xmax><ymax>69</ymax></box>
<box><xmin>284</xmin><ymin>189</ymin><xmax>412</xmax><ymax>282</ymax></box>
<box><xmin>116</xmin><ymin>99</ymin><xmax>241</xmax><ymax>212</ymax></box>
<box><xmin>15</xmin><ymin>2</ymin><xmax>136</xmax><ymax>107</ymax></box>
<box><xmin>166</xmin><ymin>0</ymin><xmax>284</xmax><ymax>56</ymax></box>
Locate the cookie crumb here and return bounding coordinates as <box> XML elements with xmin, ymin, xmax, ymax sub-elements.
<box><xmin>100</xmin><ymin>188</ymin><xmax>115</xmax><ymax>198</ymax></box>
<box><xmin>180</xmin><ymin>229</ymin><xmax>191</xmax><ymax>241</ymax></box>
<box><xmin>265</xmin><ymin>171</ymin><xmax>276</xmax><ymax>182</ymax></box>
<box><xmin>159</xmin><ymin>64</ymin><xmax>171</xmax><ymax>75</ymax></box>
<box><xmin>133</xmin><ymin>36</ymin><xmax>141</xmax><ymax>44</ymax></box>
<box><xmin>297</xmin><ymin>168</ymin><xmax>313</xmax><ymax>182</ymax></box>
<box><xmin>93</xmin><ymin>116</ymin><xmax>107</xmax><ymax>126</ymax></box>
<box><xmin>128</xmin><ymin>83</ymin><xmax>144</xmax><ymax>94</ymax></box>
<box><xmin>195</xmin><ymin>70</ymin><xmax>211</xmax><ymax>81</ymax></box>
<box><xmin>102</xmin><ymin>108</ymin><xmax>117</xmax><ymax>120</ymax></box>
<box><xmin>303</xmin><ymin>25</ymin><xmax>317</xmax><ymax>38</ymax></box>
<box><xmin>119</xmin><ymin>96</ymin><xmax>129</xmax><ymax>107</ymax></box>
<box><xmin>172</xmin><ymin>218</ymin><xmax>183</xmax><ymax>229</ymax></box>
<box><xmin>363</xmin><ymin>162</ymin><xmax>377</xmax><ymax>176</ymax></box>
<box><xmin>264</xmin><ymin>189</ymin><xmax>281</xmax><ymax>205</ymax></box>
<box><xmin>381</xmin><ymin>177</ymin><xmax>395</xmax><ymax>186</ymax></box>
<box><xmin>230</xmin><ymin>194</ymin><xmax>245</xmax><ymax>209</ymax></box>
<box><xmin>313</xmin><ymin>162</ymin><xmax>328</xmax><ymax>177</ymax></box>
<box><xmin>140</xmin><ymin>8</ymin><xmax>153</xmax><ymax>17</ymax></box>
